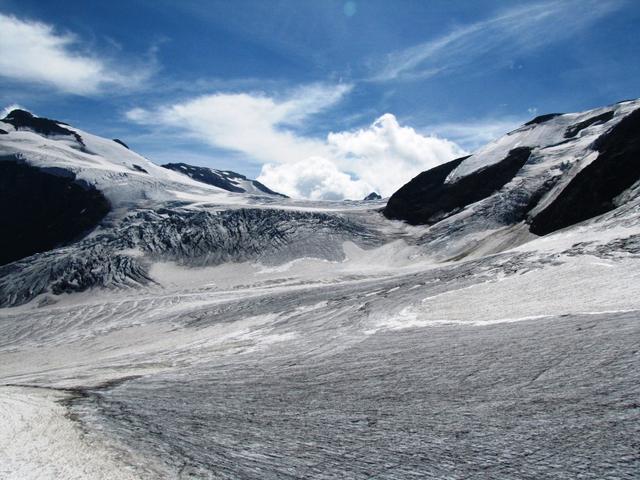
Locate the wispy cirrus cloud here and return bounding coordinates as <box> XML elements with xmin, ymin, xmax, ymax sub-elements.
<box><xmin>425</xmin><ymin>118</ymin><xmax>525</xmax><ymax>152</ymax></box>
<box><xmin>0</xmin><ymin>13</ymin><xmax>154</xmax><ymax>95</ymax></box>
<box><xmin>371</xmin><ymin>0</ymin><xmax>622</xmax><ymax>82</ymax></box>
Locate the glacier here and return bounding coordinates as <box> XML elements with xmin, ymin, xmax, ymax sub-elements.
<box><xmin>0</xmin><ymin>101</ymin><xmax>639</xmax><ymax>479</ymax></box>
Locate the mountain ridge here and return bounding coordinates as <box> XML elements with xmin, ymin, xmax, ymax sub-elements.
<box><xmin>1</xmin><ymin>99</ymin><xmax>640</xmax><ymax>306</ymax></box>
<box><xmin>385</xmin><ymin>99</ymin><xmax>640</xmax><ymax>245</ymax></box>
<box><xmin>161</xmin><ymin>162</ymin><xmax>287</xmax><ymax>197</ymax></box>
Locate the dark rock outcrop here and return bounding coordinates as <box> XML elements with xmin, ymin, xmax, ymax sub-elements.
<box><xmin>163</xmin><ymin>163</ymin><xmax>247</xmax><ymax>193</ymax></box>
<box><xmin>0</xmin><ymin>158</ymin><xmax>110</xmax><ymax>266</ymax></box>
<box><xmin>113</xmin><ymin>138</ymin><xmax>130</xmax><ymax>149</ymax></box>
<box><xmin>383</xmin><ymin>156</ymin><xmax>467</xmax><ymax>224</ymax></box>
<box><xmin>564</xmin><ymin>111</ymin><xmax>614</xmax><ymax>139</ymax></box>
<box><xmin>2</xmin><ymin>109</ymin><xmax>85</xmax><ymax>147</ymax></box>
<box><xmin>530</xmin><ymin>108</ymin><xmax>640</xmax><ymax>235</ymax></box>
<box><xmin>524</xmin><ymin>113</ymin><xmax>563</xmax><ymax>126</ymax></box>
<box><xmin>363</xmin><ymin>192</ymin><xmax>382</xmax><ymax>201</ymax></box>
<box><xmin>384</xmin><ymin>148</ymin><xmax>531</xmax><ymax>225</ymax></box>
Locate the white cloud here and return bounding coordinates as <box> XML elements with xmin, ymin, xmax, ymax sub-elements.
<box><xmin>127</xmin><ymin>83</ymin><xmax>349</xmax><ymax>164</ymax></box>
<box><xmin>327</xmin><ymin>113</ymin><xmax>466</xmax><ymax>196</ymax></box>
<box><xmin>259</xmin><ymin>157</ymin><xmax>372</xmax><ymax>200</ymax></box>
<box><xmin>0</xmin><ymin>13</ymin><xmax>151</xmax><ymax>95</ymax></box>
<box><xmin>257</xmin><ymin>113</ymin><xmax>467</xmax><ymax>199</ymax></box>
<box><xmin>372</xmin><ymin>0</ymin><xmax>621</xmax><ymax>82</ymax></box>
<box><xmin>128</xmin><ymin>84</ymin><xmax>466</xmax><ymax>199</ymax></box>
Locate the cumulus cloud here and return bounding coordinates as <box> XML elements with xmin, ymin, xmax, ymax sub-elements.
<box><xmin>327</xmin><ymin>114</ymin><xmax>465</xmax><ymax>196</ymax></box>
<box><xmin>0</xmin><ymin>13</ymin><xmax>151</xmax><ymax>95</ymax></box>
<box><xmin>128</xmin><ymin>84</ymin><xmax>466</xmax><ymax>199</ymax></box>
<box><xmin>259</xmin><ymin>157</ymin><xmax>372</xmax><ymax>200</ymax></box>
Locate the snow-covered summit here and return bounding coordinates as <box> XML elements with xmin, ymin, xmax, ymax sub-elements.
<box><xmin>445</xmin><ymin>100</ymin><xmax>638</xmax><ymax>183</ymax></box>
<box><xmin>161</xmin><ymin>162</ymin><xmax>287</xmax><ymax>197</ymax></box>
<box><xmin>0</xmin><ymin>109</ymin><xmax>283</xmax><ymax>208</ymax></box>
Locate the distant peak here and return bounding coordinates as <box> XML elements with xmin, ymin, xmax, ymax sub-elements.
<box><xmin>161</xmin><ymin>162</ymin><xmax>286</xmax><ymax>197</ymax></box>
<box><xmin>363</xmin><ymin>192</ymin><xmax>382</xmax><ymax>201</ymax></box>
<box><xmin>3</xmin><ymin>109</ymin><xmax>35</xmax><ymax>121</ymax></box>
<box><xmin>2</xmin><ymin>109</ymin><xmax>84</xmax><ymax>147</ymax></box>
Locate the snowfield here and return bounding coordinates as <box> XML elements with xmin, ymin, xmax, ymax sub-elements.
<box><xmin>2</xmin><ymin>245</ymin><xmax>639</xmax><ymax>479</ymax></box>
<box><xmin>1</xmin><ymin>102</ymin><xmax>640</xmax><ymax>478</ymax></box>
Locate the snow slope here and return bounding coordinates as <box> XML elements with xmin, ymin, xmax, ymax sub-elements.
<box><xmin>445</xmin><ymin>101</ymin><xmax>635</xmax><ymax>182</ymax></box>
<box><xmin>384</xmin><ymin>98</ymin><xmax>640</xmax><ymax>260</ymax></box>
<box><xmin>0</xmin><ymin>110</ymin><xmax>278</xmax><ymax>208</ymax></box>
<box><xmin>161</xmin><ymin>162</ymin><xmax>287</xmax><ymax>197</ymax></box>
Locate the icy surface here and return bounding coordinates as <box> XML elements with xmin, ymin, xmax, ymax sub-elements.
<box><xmin>1</xmin><ymin>237</ymin><xmax>639</xmax><ymax>479</ymax></box>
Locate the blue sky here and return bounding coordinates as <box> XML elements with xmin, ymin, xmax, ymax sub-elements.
<box><xmin>0</xmin><ymin>0</ymin><xmax>639</xmax><ymax>198</ymax></box>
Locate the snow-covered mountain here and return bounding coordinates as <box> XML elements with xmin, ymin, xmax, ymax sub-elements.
<box><xmin>1</xmin><ymin>101</ymin><xmax>640</xmax><ymax>479</ymax></box>
<box><xmin>0</xmin><ymin>110</ymin><xmax>284</xmax><ymax>209</ymax></box>
<box><xmin>2</xmin><ymin>100</ymin><xmax>640</xmax><ymax>305</ymax></box>
<box><xmin>363</xmin><ymin>192</ymin><xmax>382</xmax><ymax>201</ymax></box>
<box><xmin>0</xmin><ymin>109</ymin><xmax>290</xmax><ymax>268</ymax></box>
<box><xmin>385</xmin><ymin>98</ymin><xmax>640</xmax><ymax>259</ymax></box>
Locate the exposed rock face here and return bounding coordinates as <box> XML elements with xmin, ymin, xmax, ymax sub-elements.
<box><xmin>530</xmin><ymin>108</ymin><xmax>640</xmax><ymax>235</ymax></box>
<box><xmin>384</xmin><ymin>148</ymin><xmax>531</xmax><ymax>225</ymax></box>
<box><xmin>0</xmin><ymin>158</ymin><xmax>110</xmax><ymax>266</ymax></box>
<box><xmin>162</xmin><ymin>163</ymin><xmax>243</xmax><ymax>192</ymax></box>
<box><xmin>162</xmin><ymin>162</ymin><xmax>287</xmax><ymax>197</ymax></box>
<box><xmin>523</xmin><ymin>113</ymin><xmax>563</xmax><ymax>126</ymax></box>
<box><xmin>113</xmin><ymin>138</ymin><xmax>130</xmax><ymax>149</ymax></box>
<box><xmin>564</xmin><ymin>110</ymin><xmax>614</xmax><ymax>138</ymax></box>
<box><xmin>2</xmin><ymin>109</ymin><xmax>85</xmax><ymax>147</ymax></box>
<box><xmin>383</xmin><ymin>156</ymin><xmax>466</xmax><ymax>224</ymax></box>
